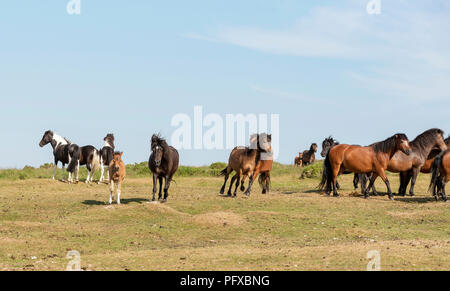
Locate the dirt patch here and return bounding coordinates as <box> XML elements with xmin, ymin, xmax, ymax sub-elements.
<box><xmin>192</xmin><ymin>211</ymin><xmax>244</xmax><ymax>227</ymax></box>
<box><xmin>145</xmin><ymin>202</ymin><xmax>188</xmax><ymax>216</ymax></box>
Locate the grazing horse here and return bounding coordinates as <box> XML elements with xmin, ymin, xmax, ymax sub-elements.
<box><xmin>99</xmin><ymin>134</ymin><xmax>115</xmax><ymax>184</ymax></box>
<box><xmin>220</xmin><ymin>133</ymin><xmax>272</xmax><ymax>196</ymax></box>
<box><xmin>294</xmin><ymin>153</ymin><xmax>303</xmax><ymax>166</ymax></box>
<box><xmin>401</xmin><ymin>135</ymin><xmax>450</xmax><ymax>194</ymax></box>
<box><xmin>148</xmin><ymin>134</ymin><xmax>179</xmax><ymax>203</ymax></box>
<box><xmin>302</xmin><ymin>143</ymin><xmax>317</xmax><ymax>166</ymax></box>
<box><xmin>428</xmin><ymin>149</ymin><xmax>450</xmax><ymax>202</ymax></box>
<box><xmin>320</xmin><ymin>134</ymin><xmax>411</xmax><ymax>200</ymax></box>
<box><xmin>39</xmin><ymin>130</ymin><xmax>81</xmax><ymax>183</ymax></box>
<box><xmin>108</xmin><ymin>152</ymin><xmax>126</xmax><ymax>204</ymax></box>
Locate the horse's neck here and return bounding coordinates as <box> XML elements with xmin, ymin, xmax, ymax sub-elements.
<box><xmin>411</xmin><ymin>139</ymin><xmax>438</xmax><ymax>158</ymax></box>
<box><xmin>104</xmin><ymin>141</ymin><xmax>114</xmax><ymax>149</ymax></box>
<box><xmin>52</xmin><ymin>134</ymin><xmax>69</xmax><ymax>150</ymax></box>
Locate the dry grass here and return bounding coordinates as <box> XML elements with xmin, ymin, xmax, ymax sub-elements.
<box><xmin>0</xmin><ymin>171</ymin><xmax>449</xmax><ymax>271</ymax></box>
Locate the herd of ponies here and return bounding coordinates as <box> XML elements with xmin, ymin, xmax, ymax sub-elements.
<box><xmin>39</xmin><ymin>128</ymin><xmax>450</xmax><ymax>204</ymax></box>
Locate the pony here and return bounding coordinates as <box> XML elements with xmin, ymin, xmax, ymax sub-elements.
<box><xmin>39</xmin><ymin>130</ymin><xmax>80</xmax><ymax>183</ymax></box>
<box><xmin>108</xmin><ymin>152</ymin><xmax>126</xmax><ymax>204</ymax></box>
<box><xmin>148</xmin><ymin>134</ymin><xmax>179</xmax><ymax>203</ymax></box>
<box><xmin>302</xmin><ymin>143</ymin><xmax>317</xmax><ymax>166</ymax></box>
<box><xmin>219</xmin><ymin>133</ymin><xmax>272</xmax><ymax>196</ymax></box>
<box><xmin>76</xmin><ymin>146</ymin><xmax>101</xmax><ymax>184</ymax></box>
<box><xmin>294</xmin><ymin>153</ymin><xmax>303</xmax><ymax>166</ymax></box>
<box><xmin>320</xmin><ymin>133</ymin><xmax>411</xmax><ymax>200</ymax></box>
<box><xmin>428</xmin><ymin>149</ymin><xmax>450</xmax><ymax>202</ymax></box>
<box><xmin>400</xmin><ymin>135</ymin><xmax>450</xmax><ymax>195</ymax></box>
<box><xmin>99</xmin><ymin>134</ymin><xmax>115</xmax><ymax>184</ymax></box>
<box><xmin>361</xmin><ymin>129</ymin><xmax>447</xmax><ymax>196</ymax></box>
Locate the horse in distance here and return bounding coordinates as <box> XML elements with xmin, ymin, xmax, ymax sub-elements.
<box><xmin>294</xmin><ymin>153</ymin><xmax>303</xmax><ymax>166</ymax></box>
<box><xmin>148</xmin><ymin>134</ymin><xmax>179</xmax><ymax>203</ymax></box>
<box><xmin>302</xmin><ymin>143</ymin><xmax>318</xmax><ymax>166</ymax></box>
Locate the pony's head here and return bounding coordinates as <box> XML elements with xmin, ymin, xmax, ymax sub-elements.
<box><xmin>321</xmin><ymin>136</ymin><xmax>338</xmax><ymax>157</ymax></box>
<box><xmin>104</xmin><ymin>133</ymin><xmax>115</xmax><ymax>142</ymax></box>
<box><xmin>258</xmin><ymin>133</ymin><xmax>272</xmax><ymax>152</ymax></box>
<box><xmin>310</xmin><ymin>143</ymin><xmax>318</xmax><ymax>153</ymax></box>
<box><xmin>299</xmin><ymin>152</ymin><xmax>303</xmax><ymax>158</ymax></box>
<box><xmin>151</xmin><ymin>134</ymin><xmax>169</xmax><ymax>167</ymax></box>
<box><xmin>394</xmin><ymin>134</ymin><xmax>411</xmax><ymax>156</ymax></box>
<box><xmin>39</xmin><ymin>130</ymin><xmax>54</xmax><ymax>147</ymax></box>
<box><xmin>111</xmin><ymin>152</ymin><xmax>123</xmax><ymax>172</ymax></box>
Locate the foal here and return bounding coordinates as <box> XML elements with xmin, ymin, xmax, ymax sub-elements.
<box><xmin>294</xmin><ymin>153</ymin><xmax>303</xmax><ymax>166</ymax></box>
<box><xmin>321</xmin><ymin>134</ymin><xmax>411</xmax><ymax>200</ymax></box>
<box><xmin>108</xmin><ymin>152</ymin><xmax>126</xmax><ymax>205</ymax></box>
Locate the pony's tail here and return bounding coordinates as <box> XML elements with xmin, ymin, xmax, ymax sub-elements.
<box><xmin>219</xmin><ymin>167</ymin><xmax>228</xmax><ymax>176</ymax></box>
<box><xmin>258</xmin><ymin>172</ymin><xmax>271</xmax><ymax>191</ymax></box>
<box><xmin>318</xmin><ymin>152</ymin><xmax>332</xmax><ymax>191</ymax></box>
<box><xmin>428</xmin><ymin>152</ymin><xmax>445</xmax><ymax>193</ymax></box>
<box><xmin>91</xmin><ymin>149</ymin><xmax>101</xmax><ymax>172</ymax></box>
<box><xmin>67</xmin><ymin>145</ymin><xmax>81</xmax><ymax>173</ymax></box>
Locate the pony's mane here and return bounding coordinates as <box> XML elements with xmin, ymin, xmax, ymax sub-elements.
<box><xmin>371</xmin><ymin>133</ymin><xmax>408</xmax><ymax>153</ymax></box>
<box><xmin>411</xmin><ymin>128</ymin><xmax>443</xmax><ymax>150</ymax></box>
<box><xmin>325</xmin><ymin>136</ymin><xmax>339</xmax><ymax>145</ymax></box>
<box><xmin>152</xmin><ymin>134</ymin><xmax>170</xmax><ymax>152</ymax></box>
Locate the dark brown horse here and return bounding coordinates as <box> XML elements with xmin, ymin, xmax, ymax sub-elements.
<box><xmin>302</xmin><ymin>143</ymin><xmax>317</xmax><ymax>166</ymax></box>
<box><xmin>320</xmin><ymin>134</ymin><xmax>411</xmax><ymax>200</ymax></box>
<box><xmin>428</xmin><ymin>149</ymin><xmax>450</xmax><ymax>202</ymax></box>
<box><xmin>148</xmin><ymin>134</ymin><xmax>179</xmax><ymax>203</ymax></box>
<box><xmin>361</xmin><ymin>129</ymin><xmax>447</xmax><ymax>196</ymax></box>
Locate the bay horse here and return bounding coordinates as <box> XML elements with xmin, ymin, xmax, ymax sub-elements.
<box><xmin>294</xmin><ymin>153</ymin><xmax>303</xmax><ymax>166</ymax></box>
<box><xmin>148</xmin><ymin>134</ymin><xmax>179</xmax><ymax>203</ymax></box>
<box><xmin>99</xmin><ymin>134</ymin><xmax>115</xmax><ymax>184</ymax></box>
<box><xmin>302</xmin><ymin>143</ymin><xmax>317</xmax><ymax>166</ymax></box>
<box><xmin>320</xmin><ymin>133</ymin><xmax>411</xmax><ymax>200</ymax></box>
<box><xmin>108</xmin><ymin>152</ymin><xmax>126</xmax><ymax>204</ymax></box>
<box><xmin>39</xmin><ymin>130</ymin><xmax>81</xmax><ymax>183</ymax></box>
<box><xmin>400</xmin><ymin>135</ymin><xmax>450</xmax><ymax>195</ymax></box>
<box><xmin>219</xmin><ymin>133</ymin><xmax>272</xmax><ymax>196</ymax></box>
<box><xmin>428</xmin><ymin>149</ymin><xmax>450</xmax><ymax>202</ymax></box>
<box><xmin>362</xmin><ymin>129</ymin><xmax>447</xmax><ymax>196</ymax></box>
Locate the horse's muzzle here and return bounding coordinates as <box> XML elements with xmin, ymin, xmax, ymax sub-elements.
<box><xmin>405</xmin><ymin>149</ymin><xmax>411</xmax><ymax>155</ymax></box>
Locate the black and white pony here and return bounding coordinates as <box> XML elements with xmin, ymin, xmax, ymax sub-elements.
<box><xmin>79</xmin><ymin>145</ymin><xmax>101</xmax><ymax>184</ymax></box>
<box><xmin>99</xmin><ymin>133</ymin><xmax>115</xmax><ymax>184</ymax></box>
<box><xmin>39</xmin><ymin>130</ymin><xmax>80</xmax><ymax>183</ymax></box>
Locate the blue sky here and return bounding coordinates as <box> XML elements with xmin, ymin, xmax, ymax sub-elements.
<box><xmin>1</xmin><ymin>1</ymin><xmax>449</xmax><ymax>168</ymax></box>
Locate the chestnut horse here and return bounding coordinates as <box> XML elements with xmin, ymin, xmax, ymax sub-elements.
<box><xmin>302</xmin><ymin>143</ymin><xmax>317</xmax><ymax>166</ymax></box>
<box><xmin>428</xmin><ymin>149</ymin><xmax>450</xmax><ymax>202</ymax></box>
<box><xmin>320</xmin><ymin>134</ymin><xmax>411</xmax><ymax>200</ymax></box>
<box><xmin>294</xmin><ymin>153</ymin><xmax>303</xmax><ymax>166</ymax></box>
<box><xmin>108</xmin><ymin>152</ymin><xmax>126</xmax><ymax>204</ymax></box>
<box><xmin>361</xmin><ymin>129</ymin><xmax>447</xmax><ymax>196</ymax></box>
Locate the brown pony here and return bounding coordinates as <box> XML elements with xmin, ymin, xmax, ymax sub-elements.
<box><xmin>428</xmin><ymin>149</ymin><xmax>450</xmax><ymax>202</ymax></box>
<box><xmin>320</xmin><ymin>134</ymin><xmax>411</xmax><ymax>200</ymax></box>
<box><xmin>108</xmin><ymin>152</ymin><xmax>126</xmax><ymax>205</ymax></box>
<box><xmin>219</xmin><ymin>133</ymin><xmax>272</xmax><ymax>196</ymax></box>
<box><xmin>294</xmin><ymin>153</ymin><xmax>303</xmax><ymax>166</ymax></box>
<box><xmin>302</xmin><ymin>143</ymin><xmax>317</xmax><ymax>166</ymax></box>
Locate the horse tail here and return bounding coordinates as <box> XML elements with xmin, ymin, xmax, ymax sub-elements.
<box><xmin>428</xmin><ymin>152</ymin><xmax>444</xmax><ymax>193</ymax></box>
<box><xmin>91</xmin><ymin>149</ymin><xmax>101</xmax><ymax>172</ymax></box>
<box><xmin>258</xmin><ymin>172</ymin><xmax>271</xmax><ymax>191</ymax></box>
<box><xmin>219</xmin><ymin>167</ymin><xmax>228</xmax><ymax>176</ymax></box>
<box><xmin>318</xmin><ymin>152</ymin><xmax>332</xmax><ymax>191</ymax></box>
<box><xmin>67</xmin><ymin>144</ymin><xmax>81</xmax><ymax>173</ymax></box>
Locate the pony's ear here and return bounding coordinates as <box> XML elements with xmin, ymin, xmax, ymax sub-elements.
<box><xmin>395</xmin><ymin>134</ymin><xmax>398</xmax><ymax>139</ymax></box>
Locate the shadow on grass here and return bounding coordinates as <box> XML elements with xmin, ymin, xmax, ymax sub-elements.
<box><xmin>82</xmin><ymin>198</ymin><xmax>149</xmax><ymax>206</ymax></box>
<box><xmin>395</xmin><ymin>196</ymin><xmax>441</xmax><ymax>204</ymax></box>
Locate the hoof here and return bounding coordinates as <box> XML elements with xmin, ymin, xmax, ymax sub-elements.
<box><xmin>219</xmin><ymin>189</ymin><xmax>224</xmax><ymax>195</ymax></box>
<box><xmin>333</xmin><ymin>194</ymin><xmax>339</xmax><ymax>198</ymax></box>
<box><xmin>161</xmin><ymin>199</ymin><xmax>167</xmax><ymax>203</ymax></box>
<box><xmin>389</xmin><ymin>196</ymin><xmax>394</xmax><ymax>201</ymax></box>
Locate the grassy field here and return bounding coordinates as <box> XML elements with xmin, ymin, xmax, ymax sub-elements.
<box><xmin>0</xmin><ymin>163</ymin><xmax>449</xmax><ymax>271</ymax></box>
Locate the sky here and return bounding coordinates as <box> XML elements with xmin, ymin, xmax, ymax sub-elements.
<box><xmin>1</xmin><ymin>0</ymin><xmax>449</xmax><ymax>168</ymax></box>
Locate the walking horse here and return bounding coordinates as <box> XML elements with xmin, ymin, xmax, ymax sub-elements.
<box><xmin>320</xmin><ymin>133</ymin><xmax>411</xmax><ymax>200</ymax></box>
<box><xmin>39</xmin><ymin>130</ymin><xmax>80</xmax><ymax>183</ymax></box>
<box><xmin>99</xmin><ymin>134</ymin><xmax>115</xmax><ymax>184</ymax></box>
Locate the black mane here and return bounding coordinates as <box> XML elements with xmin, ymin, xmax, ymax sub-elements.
<box><xmin>372</xmin><ymin>133</ymin><xmax>408</xmax><ymax>153</ymax></box>
<box><xmin>410</xmin><ymin>128</ymin><xmax>444</xmax><ymax>151</ymax></box>
<box><xmin>152</xmin><ymin>134</ymin><xmax>170</xmax><ymax>153</ymax></box>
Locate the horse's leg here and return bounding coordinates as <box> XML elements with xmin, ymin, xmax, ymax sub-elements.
<box><xmin>163</xmin><ymin>176</ymin><xmax>171</xmax><ymax>202</ymax></box>
<box><xmin>365</xmin><ymin>173</ymin><xmax>379</xmax><ymax>199</ymax></box>
<box><xmin>370</xmin><ymin>174</ymin><xmax>379</xmax><ymax>196</ymax></box>
<box><xmin>220</xmin><ymin>168</ymin><xmax>231</xmax><ymax>195</ymax></box>
<box><xmin>227</xmin><ymin>175</ymin><xmax>236</xmax><ymax>196</ymax></box>
<box><xmin>117</xmin><ymin>182</ymin><xmax>121</xmax><ymax>205</ymax></box>
<box><xmin>408</xmin><ymin>167</ymin><xmax>420</xmax><ymax>196</ymax></box>
<box><xmin>331</xmin><ymin>164</ymin><xmax>340</xmax><ymax>197</ymax></box>
<box><xmin>99</xmin><ymin>157</ymin><xmax>104</xmax><ymax>183</ymax></box>
<box><xmin>76</xmin><ymin>160</ymin><xmax>80</xmax><ymax>183</ymax></box>
<box><xmin>244</xmin><ymin>175</ymin><xmax>254</xmax><ymax>196</ymax></box>
<box><xmin>398</xmin><ymin>171</ymin><xmax>406</xmax><ymax>196</ymax></box>
<box><xmin>378</xmin><ymin>170</ymin><xmax>393</xmax><ymax>200</ymax></box>
<box><xmin>158</xmin><ymin>176</ymin><xmax>164</xmax><ymax>200</ymax></box>
<box><xmin>233</xmin><ymin>175</ymin><xmax>240</xmax><ymax>197</ymax></box>
<box><xmin>62</xmin><ymin>163</ymin><xmax>66</xmax><ymax>182</ymax></box>
<box><xmin>441</xmin><ymin>178</ymin><xmax>448</xmax><ymax>202</ymax></box>
<box><xmin>353</xmin><ymin>174</ymin><xmax>359</xmax><ymax>190</ymax></box>
<box><xmin>53</xmin><ymin>160</ymin><xmax>58</xmax><ymax>180</ymax></box>
<box><xmin>109</xmin><ymin>181</ymin><xmax>114</xmax><ymax>204</ymax></box>
<box><xmin>152</xmin><ymin>174</ymin><xmax>158</xmax><ymax>201</ymax></box>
